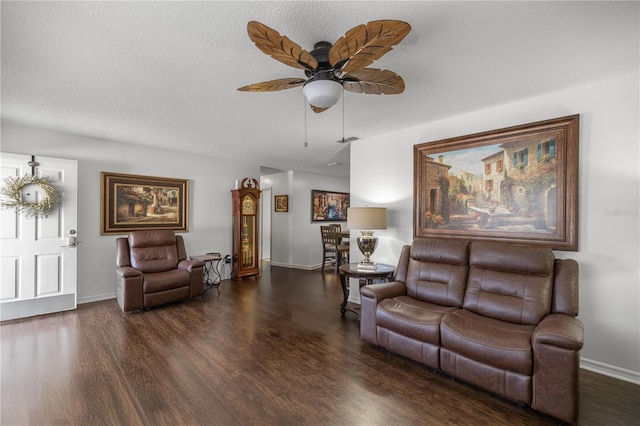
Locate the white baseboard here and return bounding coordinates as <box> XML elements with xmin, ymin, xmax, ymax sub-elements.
<box><xmin>270</xmin><ymin>262</ymin><xmax>318</xmax><ymax>270</ymax></box>
<box><xmin>1</xmin><ymin>294</ymin><xmax>76</xmax><ymax>321</ymax></box>
<box><xmin>78</xmin><ymin>292</ymin><xmax>115</xmax><ymax>305</ymax></box>
<box><xmin>581</xmin><ymin>357</ymin><xmax>640</xmax><ymax>385</ymax></box>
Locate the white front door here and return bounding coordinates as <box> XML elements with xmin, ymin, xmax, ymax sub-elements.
<box><xmin>0</xmin><ymin>153</ymin><xmax>78</xmax><ymax>321</ymax></box>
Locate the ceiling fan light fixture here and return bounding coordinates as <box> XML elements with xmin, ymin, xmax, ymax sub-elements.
<box><xmin>302</xmin><ymin>79</ymin><xmax>343</xmax><ymax>108</ymax></box>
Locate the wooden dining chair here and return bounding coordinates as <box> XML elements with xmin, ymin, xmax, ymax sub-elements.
<box><xmin>329</xmin><ymin>223</ymin><xmax>350</xmax><ymax>245</ymax></box>
<box><xmin>320</xmin><ymin>225</ymin><xmax>349</xmax><ymax>274</ymax></box>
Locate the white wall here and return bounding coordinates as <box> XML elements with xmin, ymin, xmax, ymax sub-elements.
<box><xmin>262</xmin><ymin>171</ymin><xmax>293</xmax><ymax>265</ymax></box>
<box><xmin>260</xmin><ymin>186</ymin><xmax>272</xmax><ymax>261</ymax></box>
<box><xmin>262</xmin><ymin>170</ymin><xmax>349</xmax><ymax>269</ymax></box>
<box><xmin>350</xmin><ymin>72</ymin><xmax>640</xmax><ymax>382</ymax></box>
<box><xmin>1</xmin><ymin>121</ymin><xmax>259</xmax><ymax>302</ymax></box>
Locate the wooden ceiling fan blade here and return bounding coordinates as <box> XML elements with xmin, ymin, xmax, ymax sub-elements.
<box><xmin>342</xmin><ymin>68</ymin><xmax>405</xmax><ymax>95</ymax></box>
<box><xmin>247</xmin><ymin>21</ymin><xmax>318</xmax><ymax>71</ymax></box>
<box><xmin>310</xmin><ymin>104</ymin><xmax>331</xmax><ymax>113</ymax></box>
<box><xmin>329</xmin><ymin>20</ymin><xmax>411</xmax><ymax>74</ymax></box>
<box><xmin>237</xmin><ymin>78</ymin><xmax>306</xmax><ymax>92</ymax></box>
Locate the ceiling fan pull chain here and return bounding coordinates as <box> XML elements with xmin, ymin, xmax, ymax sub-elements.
<box><xmin>304</xmin><ymin>96</ymin><xmax>308</xmax><ymax>148</ymax></box>
<box><xmin>342</xmin><ymin>88</ymin><xmax>345</xmax><ymax>144</ymax></box>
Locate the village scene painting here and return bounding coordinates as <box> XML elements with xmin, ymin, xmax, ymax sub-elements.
<box><xmin>421</xmin><ymin>135</ymin><xmax>559</xmax><ymax>234</ymax></box>
<box><xmin>312</xmin><ymin>190</ymin><xmax>349</xmax><ymax>222</ymax></box>
<box><xmin>101</xmin><ymin>172</ymin><xmax>188</xmax><ymax>234</ymax></box>
<box><xmin>115</xmin><ymin>183</ymin><xmax>180</xmax><ymax>224</ymax></box>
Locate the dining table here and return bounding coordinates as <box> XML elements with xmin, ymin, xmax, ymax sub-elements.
<box><xmin>337</xmin><ymin>229</ymin><xmax>350</xmax><ymax>244</ymax></box>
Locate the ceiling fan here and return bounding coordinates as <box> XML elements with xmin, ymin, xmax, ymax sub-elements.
<box><xmin>237</xmin><ymin>20</ymin><xmax>411</xmax><ymax>113</ymax></box>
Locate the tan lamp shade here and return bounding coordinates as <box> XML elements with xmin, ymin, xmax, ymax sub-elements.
<box><xmin>347</xmin><ymin>207</ymin><xmax>387</xmax><ymax>230</ymax></box>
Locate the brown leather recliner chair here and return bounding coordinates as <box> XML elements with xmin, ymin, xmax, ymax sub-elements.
<box><xmin>115</xmin><ymin>230</ymin><xmax>204</xmax><ymax>312</ymax></box>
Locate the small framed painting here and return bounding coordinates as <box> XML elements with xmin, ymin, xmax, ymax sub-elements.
<box><xmin>274</xmin><ymin>195</ymin><xmax>288</xmax><ymax>212</ymax></box>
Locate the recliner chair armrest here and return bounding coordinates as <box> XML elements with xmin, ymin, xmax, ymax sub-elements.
<box><xmin>178</xmin><ymin>260</ymin><xmax>204</xmax><ymax>298</ymax></box>
<box><xmin>360</xmin><ymin>281</ymin><xmax>407</xmax><ymax>345</ymax></box>
<box><xmin>116</xmin><ymin>266</ymin><xmax>142</xmax><ymax>279</ymax></box>
<box><xmin>115</xmin><ymin>267</ymin><xmax>143</xmax><ymax>312</ymax></box>
<box><xmin>533</xmin><ymin>313</ymin><xmax>584</xmax><ymax>351</ymax></box>
<box><xmin>178</xmin><ymin>259</ymin><xmax>204</xmax><ymax>272</ymax></box>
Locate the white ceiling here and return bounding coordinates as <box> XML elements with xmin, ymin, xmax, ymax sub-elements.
<box><xmin>2</xmin><ymin>1</ymin><xmax>638</xmax><ymax>179</ymax></box>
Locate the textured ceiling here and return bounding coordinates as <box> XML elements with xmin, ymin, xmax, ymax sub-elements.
<box><xmin>2</xmin><ymin>1</ymin><xmax>638</xmax><ymax>178</ymax></box>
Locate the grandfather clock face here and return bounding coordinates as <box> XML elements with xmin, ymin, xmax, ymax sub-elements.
<box><xmin>242</xmin><ymin>196</ymin><xmax>255</xmax><ymax>215</ymax></box>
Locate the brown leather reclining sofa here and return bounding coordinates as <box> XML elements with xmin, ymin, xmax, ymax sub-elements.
<box><xmin>360</xmin><ymin>238</ymin><xmax>584</xmax><ymax>424</ymax></box>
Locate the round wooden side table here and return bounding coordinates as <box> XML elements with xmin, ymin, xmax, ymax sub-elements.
<box><xmin>338</xmin><ymin>263</ymin><xmax>395</xmax><ymax>316</ymax></box>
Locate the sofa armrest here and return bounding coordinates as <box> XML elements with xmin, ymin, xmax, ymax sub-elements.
<box><xmin>533</xmin><ymin>313</ymin><xmax>584</xmax><ymax>351</ymax></box>
<box><xmin>532</xmin><ymin>314</ymin><xmax>584</xmax><ymax>424</ymax></box>
<box><xmin>361</xmin><ymin>281</ymin><xmax>407</xmax><ymax>302</ymax></box>
<box><xmin>360</xmin><ymin>281</ymin><xmax>407</xmax><ymax>345</ymax></box>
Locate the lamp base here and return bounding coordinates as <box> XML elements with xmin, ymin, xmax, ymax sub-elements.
<box><xmin>357</xmin><ymin>231</ymin><xmax>378</xmax><ymax>270</ymax></box>
<box><xmin>357</xmin><ymin>261</ymin><xmax>376</xmax><ymax>271</ymax></box>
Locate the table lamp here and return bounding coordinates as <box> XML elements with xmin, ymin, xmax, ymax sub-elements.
<box><xmin>347</xmin><ymin>207</ymin><xmax>387</xmax><ymax>269</ymax></box>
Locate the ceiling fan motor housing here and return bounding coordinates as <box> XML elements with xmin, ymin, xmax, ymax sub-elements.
<box><xmin>306</xmin><ymin>41</ymin><xmax>335</xmax><ymax>76</ymax></box>
<box><xmin>311</xmin><ymin>42</ymin><xmax>332</xmax><ymax>62</ymax></box>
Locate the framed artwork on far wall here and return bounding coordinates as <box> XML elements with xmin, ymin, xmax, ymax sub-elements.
<box><xmin>311</xmin><ymin>189</ymin><xmax>350</xmax><ymax>222</ymax></box>
<box><xmin>413</xmin><ymin>114</ymin><xmax>579</xmax><ymax>251</ymax></box>
<box><xmin>274</xmin><ymin>195</ymin><xmax>288</xmax><ymax>212</ymax></box>
<box><xmin>100</xmin><ymin>172</ymin><xmax>189</xmax><ymax>234</ymax></box>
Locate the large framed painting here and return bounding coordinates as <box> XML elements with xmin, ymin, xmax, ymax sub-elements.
<box><xmin>101</xmin><ymin>172</ymin><xmax>189</xmax><ymax>234</ymax></box>
<box><xmin>414</xmin><ymin>114</ymin><xmax>579</xmax><ymax>251</ymax></box>
<box><xmin>311</xmin><ymin>189</ymin><xmax>350</xmax><ymax>222</ymax></box>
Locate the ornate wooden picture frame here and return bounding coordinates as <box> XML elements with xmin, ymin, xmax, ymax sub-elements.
<box><xmin>100</xmin><ymin>172</ymin><xmax>189</xmax><ymax>234</ymax></box>
<box><xmin>414</xmin><ymin>115</ymin><xmax>579</xmax><ymax>251</ymax></box>
<box><xmin>274</xmin><ymin>195</ymin><xmax>288</xmax><ymax>212</ymax></box>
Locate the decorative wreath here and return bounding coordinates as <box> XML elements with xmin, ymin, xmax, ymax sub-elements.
<box><xmin>0</xmin><ymin>174</ymin><xmax>60</xmax><ymax>218</ymax></box>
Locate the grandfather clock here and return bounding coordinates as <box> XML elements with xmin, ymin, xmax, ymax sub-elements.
<box><xmin>231</xmin><ymin>178</ymin><xmax>261</xmax><ymax>280</ymax></box>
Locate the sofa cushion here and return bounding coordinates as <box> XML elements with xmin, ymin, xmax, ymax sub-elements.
<box><xmin>441</xmin><ymin>309</ymin><xmax>536</xmax><ymax>375</ymax></box>
<box><xmin>143</xmin><ymin>269</ymin><xmax>191</xmax><ymax>294</ymax></box>
<box><xmin>405</xmin><ymin>238</ymin><xmax>470</xmax><ymax>307</ymax></box>
<box><xmin>464</xmin><ymin>241</ymin><xmax>554</xmax><ymax>325</ymax></box>
<box><xmin>129</xmin><ymin>230</ymin><xmax>180</xmax><ymax>273</ymax></box>
<box><xmin>377</xmin><ymin>296</ymin><xmax>458</xmax><ymax>345</ymax></box>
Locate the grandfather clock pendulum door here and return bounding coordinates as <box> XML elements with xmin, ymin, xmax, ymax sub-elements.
<box><xmin>231</xmin><ymin>178</ymin><xmax>261</xmax><ymax>280</ymax></box>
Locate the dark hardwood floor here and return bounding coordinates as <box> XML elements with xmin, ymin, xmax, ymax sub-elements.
<box><xmin>1</xmin><ymin>265</ymin><xmax>638</xmax><ymax>425</ymax></box>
